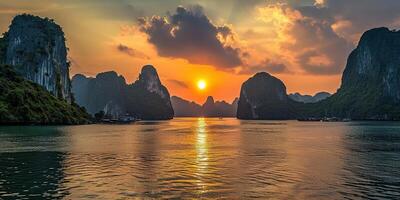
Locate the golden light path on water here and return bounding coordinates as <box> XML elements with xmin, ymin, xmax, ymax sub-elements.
<box><xmin>0</xmin><ymin>118</ymin><xmax>399</xmax><ymax>199</ymax></box>
<box><xmin>195</xmin><ymin>117</ymin><xmax>208</xmax><ymax>194</ymax></box>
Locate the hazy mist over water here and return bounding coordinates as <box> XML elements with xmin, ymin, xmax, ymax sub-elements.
<box><xmin>0</xmin><ymin>118</ymin><xmax>399</xmax><ymax>199</ymax></box>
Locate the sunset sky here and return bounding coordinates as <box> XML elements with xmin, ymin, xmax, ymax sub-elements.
<box><xmin>1</xmin><ymin>0</ymin><xmax>400</xmax><ymax>103</ymax></box>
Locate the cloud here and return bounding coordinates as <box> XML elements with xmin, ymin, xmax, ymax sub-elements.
<box><xmin>117</xmin><ymin>44</ymin><xmax>149</xmax><ymax>59</ymax></box>
<box><xmin>285</xmin><ymin>15</ymin><xmax>353</xmax><ymax>74</ymax></box>
<box><xmin>253</xmin><ymin>3</ymin><xmax>353</xmax><ymax>75</ymax></box>
<box><xmin>241</xmin><ymin>59</ymin><xmax>288</xmax><ymax>74</ymax></box>
<box><xmin>168</xmin><ymin>79</ymin><xmax>188</xmax><ymax>89</ymax></box>
<box><xmin>138</xmin><ymin>5</ymin><xmax>242</xmax><ymax>69</ymax></box>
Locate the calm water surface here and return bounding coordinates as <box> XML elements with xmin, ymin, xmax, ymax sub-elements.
<box><xmin>0</xmin><ymin>118</ymin><xmax>399</xmax><ymax>199</ymax></box>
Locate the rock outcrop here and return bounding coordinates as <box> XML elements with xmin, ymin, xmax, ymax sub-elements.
<box><xmin>0</xmin><ymin>14</ymin><xmax>90</xmax><ymax>125</ymax></box>
<box><xmin>71</xmin><ymin>71</ymin><xmax>127</xmax><ymax>116</ymax></box>
<box><xmin>4</xmin><ymin>14</ymin><xmax>71</xmax><ymax>101</ymax></box>
<box><xmin>238</xmin><ymin>27</ymin><xmax>400</xmax><ymax>120</ymax></box>
<box><xmin>72</xmin><ymin>65</ymin><xmax>174</xmax><ymax>120</ymax></box>
<box><xmin>289</xmin><ymin>92</ymin><xmax>331</xmax><ymax>103</ymax></box>
<box><xmin>237</xmin><ymin>72</ymin><xmax>296</xmax><ymax>120</ymax></box>
<box><xmin>319</xmin><ymin>27</ymin><xmax>400</xmax><ymax>119</ymax></box>
<box><xmin>126</xmin><ymin>65</ymin><xmax>174</xmax><ymax>120</ymax></box>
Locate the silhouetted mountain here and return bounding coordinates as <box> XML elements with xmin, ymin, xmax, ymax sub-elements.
<box><xmin>316</xmin><ymin>27</ymin><xmax>400</xmax><ymax>120</ymax></box>
<box><xmin>171</xmin><ymin>96</ymin><xmax>237</xmax><ymax>117</ymax></box>
<box><xmin>289</xmin><ymin>92</ymin><xmax>331</xmax><ymax>103</ymax></box>
<box><xmin>0</xmin><ymin>14</ymin><xmax>90</xmax><ymax>124</ymax></box>
<box><xmin>72</xmin><ymin>71</ymin><xmax>127</xmax><ymax>116</ymax></box>
<box><xmin>237</xmin><ymin>72</ymin><xmax>297</xmax><ymax>120</ymax></box>
<box><xmin>238</xmin><ymin>27</ymin><xmax>400</xmax><ymax>120</ymax></box>
<box><xmin>72</xmin><ymin>65</ymin><xmax>174</xmax><ymax>120</ymax></box>
<box><xmin>170</xmin><ymin>96</ymin><xmax>202</xmax><ymax>117</ymax></box>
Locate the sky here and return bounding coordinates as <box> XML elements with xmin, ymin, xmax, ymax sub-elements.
<box><xmin>1</xmin><ymin>0</ymin><xmax>400</xmax><ymax>103</ymax></box>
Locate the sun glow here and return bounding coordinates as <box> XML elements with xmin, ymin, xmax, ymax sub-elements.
<box><xmin>197</xmin><ymin>80</ymin><xmax>207</xmax><ymax>90</ymax></box>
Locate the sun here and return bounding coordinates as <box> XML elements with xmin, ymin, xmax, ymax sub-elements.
<box><xmin>197</xmin><ymin>80</ymin><xmax>207</xmax><ymax>90</ymax></box>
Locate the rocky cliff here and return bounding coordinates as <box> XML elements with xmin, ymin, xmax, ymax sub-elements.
<box><xmin>319</xmin><ymin>27</ymin><xmax>400</xmax><ymax>119</ymax></box>
<box><xmin>237</xmin><ymin>72</ymin><xmax>296</xmax><ymax>120</ymax></box>
<box><xmin>238</xmin><ymin>27</ymin><xmax>400</xmax><ymax>120</ymax></box>
<box><xmin>72</xmin><ymin>65</ymin><xmax>174</xmax><ymax>120</ymax></box>
<box><xmin>4</xmin><ymin>14</ymin><xmax>71</xmax><ymax>101</ymax></box>
<box><xmin>71</xmin><ymin>72</ymin><xmax>127</xmax><ymax>116</ymax></box>
<box><xmin>0</xmin><ymin>14</ymin><xmax>90</xmax><ymax>124</ymax></box>
<box><xmin>126</xmin><ymin>65</ymin><xmax>174</xmax><ymax>120</ymax></box>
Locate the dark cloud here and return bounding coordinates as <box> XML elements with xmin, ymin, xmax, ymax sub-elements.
<box><xmin>289</xmin><ymin>0</ymin><xmax>400</xmax><ymax>75</ymax></box>
<box><xmin>241</xmin><ymin>59</ymin><xmax>288</xmax><ymax>74</ymax></box>
<box><xmin>168</xmin><ymin>79</ymin><xmax>188</xmax><ymax>89</ymax></box>
<box><xmin>117</xmin><ymin>44</ymin><xmax>149</xmax><ymax>59</ymax></box>
<box><xmin>298</xmin><ymin>0</ymin><xmax>400</xmax><ymax>39</ymax></box>
<box><xmin>285</xmin><ymin>16</ymin><xmax>353</xmax><ymax>75</ymax></box>
<box><xmin>138</xmin><ymin>5</ymin><xmax>242</xmax><ymax>69</ymax></box>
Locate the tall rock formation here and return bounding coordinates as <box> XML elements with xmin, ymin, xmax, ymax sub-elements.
<box><xmin>71</xmin><ymin>72</ymin><xmax>127</xmax><ymax>116</ymax></box>
<box><xmin>237</xmin><ymin>72</ymin><xmax>296</xmax><ymax>120</ymax></box>
<box><xmin>0</xmin><ymin>15</ymin><xmax>90</xmax><ymax>124</ymax></box>
<box><xmin>321</xmin><ymin>27</ymin><xmax>400</xmax><ymax>119</ymax></box>
<box><xmin>126</xmin><ymin>65</ymin><xmax>174</xmax><ymax>120</ymax></box>
<box><xmin>4</xmin><ymin>14</ymin><xmax>71</xmax><ymax>101</ymax></box>
<box><xmin>237</xmin><ymin>27</ymin><xmax>400</xmax><ymax>120</ymax></box>
<box><xmin>72</xmin><ymin>65</ymin><xmax>174</xmax><ymax>120</ymax></box>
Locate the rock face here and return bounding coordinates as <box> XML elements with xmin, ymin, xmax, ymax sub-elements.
<box><xmin>4</xmin><ymin>14</ymin><xmax>71</xmax><ymax>101</ymax></box>
<box><xmin>237</xmin><ymin>72</ymin><xmax>296</xmax><ymax>120</ymax></box>
<box><xmin>322</xmin><ymin>27</ymin><xmax>400</xmax><ymax>119</ymax></box>
<box><xmin>126</xmin><ymin>65</ymin><xmax>174</xmax><ymax>120</ymax></box>
<box><xmin>238</xmin><ymin>27</ymin><xmax>400</xmax><ymax>120</ymax></box>
<box><xmin>72</xmin><ymin>65</ymin><xmax>174</xmax><ymax>120</ymax></box>
<box><xmin>341</xmin><ymin>27</ymin><xmax>400</xmax><ymax>100</ymax></box>
<box><xmin>289</xmin><ymin>92</ymin><xmax>331</xmax><ymax>103</ymax></box>
<box><xmin>0</xmin><ymin>14</ymin><xmax>90</xmax><ymax>124</ymax></box>
<box><xmin>171</xmin><ymin>96</ymin><xmax>237</xmax><ymax>117</ymax></box>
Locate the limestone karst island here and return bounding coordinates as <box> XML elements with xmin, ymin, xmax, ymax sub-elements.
<box><xmin>0</xmin><ymin>1</ymin><xmax>400</xmax><ymax>199</ymax></box>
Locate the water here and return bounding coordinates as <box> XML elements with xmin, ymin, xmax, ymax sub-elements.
<box><xmin>0</xmin><ymin>118</ymin><xmax>399</xmax><ymax>199</ymax></box>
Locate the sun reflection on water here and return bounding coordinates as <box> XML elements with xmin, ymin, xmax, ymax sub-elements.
<box><xmin>196</xmin><ymin>117</ymin><xmax>208</xmax><ymax>162</ymax></box>
<box><xmin>195</xmin><ymin>117</ymin><xmax>209</xmax><ymax>192</ymax></box>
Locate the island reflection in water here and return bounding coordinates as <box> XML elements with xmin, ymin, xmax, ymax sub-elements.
<box><xmin>0</xmin><ymin>118</ymin><xmax>399</xmax><ymax>199</ymax></box>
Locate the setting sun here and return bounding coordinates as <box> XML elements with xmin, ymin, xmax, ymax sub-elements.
<box><xmin>197</xmin><ymin>80</ymin><xmax>207</xmax><ymax>90</ymax></box>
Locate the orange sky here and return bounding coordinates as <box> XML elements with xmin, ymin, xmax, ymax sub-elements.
<box><xmin>1</xmin><ymin>0</ymin><xmax>399</xmax><ymax>104</ymax></box>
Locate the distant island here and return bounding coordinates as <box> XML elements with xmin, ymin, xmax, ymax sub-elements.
<box><xmin>237</xmin><ymin>27</ymin><xmax>400</xmax><ymax>121</ymax></box>
<box><xmin>288</xmin><ymin>92</ymin><xmax>331</xmax><ymax>104</ymax></box>
<box><xmin>171</xmin><ymin>96</ymin><xmax>237</xmax><ymax>117</ymax></box>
